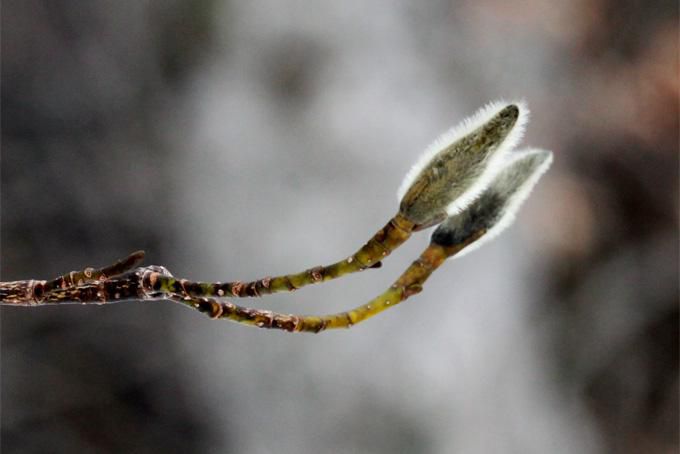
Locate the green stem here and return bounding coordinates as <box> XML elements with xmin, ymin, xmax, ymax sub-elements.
<box><xmin>156</xmin><ymin>214</ymin><xmax>415</xmax><ymax>298</ymax></box>
<box><xmin>175</xmin><ymin>230</ymin><xmax>484</xmax><ymax>333</ymax></box>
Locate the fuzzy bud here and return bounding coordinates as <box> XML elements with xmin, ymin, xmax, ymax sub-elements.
<box><xmin>398</xmin><ymin>100</ymin><xmax>529</xmax><ymax>230</ymax></box>
<box><xmin>431</xmin><ymin>148</ymin><xmax>553</xmax><ymax>256</ymax></box>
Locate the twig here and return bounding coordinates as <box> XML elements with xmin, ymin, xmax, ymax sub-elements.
<box><xmin>176</xmin><ymin>229</ymin><xmax>484</xmax><ymax>332</ymax></box>
<box><xmin>0</xmin><ymin>214</ymin><xmax>413</xmax><ymax>305</ymax></box>
<box><xmin>0</xmin><ymin>252</ymin><xmax>150</xmax><ymax>306</ymax></box>
<box><xmin>0</xmin><ymin>230</ymin><xmax>483</xmax><ymax>333</ymax></box>
<box><xmin>0</xmin><ymin>213</ymin><xmax>413</xmax><ymax>305</ymax></box>
<box><xmin>41</xmin><ymin>250</ymin><xmax>146</xmax><ymax>295</ymax></box>
<box><xmin>159</xmin><ymin>214</ymin><xmax>414</xmax><ymax>298</ymax></box>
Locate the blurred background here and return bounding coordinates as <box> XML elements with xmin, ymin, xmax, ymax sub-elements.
<box><xmin>2</xmin><ymin>0</ymin><xmax>677</xmax><ymax>452</ymax></box>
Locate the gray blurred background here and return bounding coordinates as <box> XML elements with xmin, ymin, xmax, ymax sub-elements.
<box><xmin>2</xmin><ymin>1</ymin><xmax>677</xmax><ymax>453</ymax></box>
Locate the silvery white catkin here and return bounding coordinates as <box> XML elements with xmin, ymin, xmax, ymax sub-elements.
<box><xmin>398</xmin><ymin>100</ymin><xmax>529</xmax><ymax>229</ymax></box>
<box><xmin>430</xmin><ymin>148</ymin><xmax>553</xmax><ymax>257</ymax></box>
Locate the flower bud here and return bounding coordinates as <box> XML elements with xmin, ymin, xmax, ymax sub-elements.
<box><xmin>431</xmin><ymin>148</ymin><xmax>553</xmax><ymax>256</ymax></box>
<box><xmin>398</xmin><ymin>101</ymin><xmax>529</xmax><ymax>230</ymax></box>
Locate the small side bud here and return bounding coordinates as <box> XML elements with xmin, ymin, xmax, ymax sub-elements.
<box><xmin>398</xmin><ymin>100</ymin><xmax>529</xmax><ymax>230</ymax></box>
<box><xmin>431</xmin><ymin>148</ymin><xmax>553</xmax><ymax>257</ymax></box>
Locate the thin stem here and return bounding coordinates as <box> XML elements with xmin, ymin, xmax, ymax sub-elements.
<box><xmin>172</xmin><ymin>245</ymin><xmax>446</xmax><ymax>332</ymax></box>
<box><xmin>169</xmin><ymin>230</ymin><xmax>485</xmax><ymax>333</ymax></box>
<box><xmin>157</xmin><ymin>213</ymin><xmax>415</xmax><ymax>298</ymax></box>
<box><xmin>8</xmin><ymin>215</ymin><xmax>414</xmax><ymax>306</ymax></box>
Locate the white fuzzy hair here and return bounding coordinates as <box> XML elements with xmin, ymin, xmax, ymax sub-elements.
<box><xmin>397</xmin><ymin>99</ymin><xmax>530</xmax><ymax>216</ymax></box>
<box><xmin>453</xmin><ymin>147</ymin><xmax>553</xmax><ymax>258</ymax></box>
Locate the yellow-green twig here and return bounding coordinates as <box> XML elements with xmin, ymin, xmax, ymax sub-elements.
<box><xmin>172</xmin><ymin>229</ymin><xmax>485</xmax><ymax>333</ymax></box>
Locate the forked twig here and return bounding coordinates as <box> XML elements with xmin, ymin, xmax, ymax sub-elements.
<box><xmin>175</xmin><ymin>230</ymin><xmax>484</xmax><ymax>332</ymax></box>
<box><xmin>0</xmin><ymin>102</ymin><xmax>553</xmax><ymax>333</ymax></box>
<box><xmin>0</xmin><ymin>230</ymin><xmax>483</xmax><ymax>333</ymax></box>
